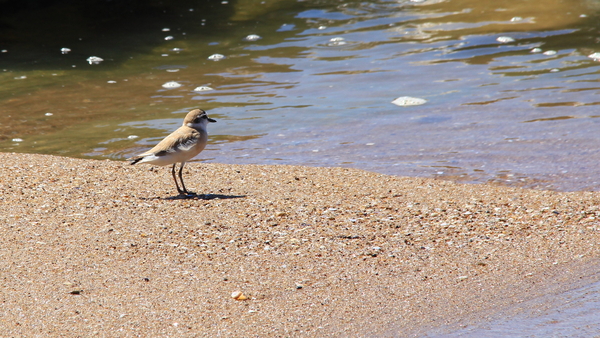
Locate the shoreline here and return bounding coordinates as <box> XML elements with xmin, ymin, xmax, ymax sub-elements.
<box><xmin>1</xmin><ymin>152</ymin><xmax>599</xmax><ymax>336</ymax></box>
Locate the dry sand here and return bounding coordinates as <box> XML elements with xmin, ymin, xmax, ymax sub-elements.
<box><xmin>1</xmin><ymin>152</ymin><xmax>599</xmax><ymax>337</ymax></box>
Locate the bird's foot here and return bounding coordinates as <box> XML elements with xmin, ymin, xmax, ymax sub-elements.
<box><xmin>178</xmin><ymin>191</ymin><xmax>197</xmax><ymax>198</ymax></box>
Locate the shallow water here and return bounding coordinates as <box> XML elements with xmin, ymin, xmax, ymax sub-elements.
<box><xmin>1</xmin><ymin>0</ymin><xmax>600</xmax><ymax>192</ymax></box>
<box><xmin>453</xmin><ymin>281</ymin><xmax>600</xmax><ymax>337</ymax></box>
<box><xmin>425</xmin><ymin>265</ymin><xmax>600</xmax><ymax>338</ymax></box>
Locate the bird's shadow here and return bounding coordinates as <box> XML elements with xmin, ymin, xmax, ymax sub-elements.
<box><xmin>140</xmin><ymin>193</ymin><xmax>246</xmax><ymax>201</ymax></box>
<box><xmin>169</xmin><ymin>193</ymin><xmax>246</xmax><ymax>201</ymax></box>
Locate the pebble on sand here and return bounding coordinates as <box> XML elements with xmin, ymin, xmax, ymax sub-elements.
<box><xmin>231</xmin><ymin>291</ymin><xmax>248</xmax><ymax>300</ymax></box>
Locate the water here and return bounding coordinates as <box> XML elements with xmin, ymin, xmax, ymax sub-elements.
<box><xmin>425</xmin><ymin>265</ymin><xmax>600</xmax><ymax>338</ymax></box>
<box><xmin>447</xmin><ymin>281</ymin><xmax>600</xmax><ymax>337</ymax></box>
<box><xmin>2</xmin><ymin>0</ymin><xmax>600</xmax><ymax>191</ymax></box>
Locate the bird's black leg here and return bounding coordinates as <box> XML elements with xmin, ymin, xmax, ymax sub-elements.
<box><xmin>178</xmin><ymin>162</ymin><xmax>195</xmax><ymax>195</ymax></box>
<box><xmin>171</xmin><ymin>163</ymin><xmax>184</xmax><ymax>195</ymax></box>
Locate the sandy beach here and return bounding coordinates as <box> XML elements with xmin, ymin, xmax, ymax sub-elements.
<box><xmin>1</xmin><ymin>152</ymin><xmax>599</xmax><ymax>337</ymax></box>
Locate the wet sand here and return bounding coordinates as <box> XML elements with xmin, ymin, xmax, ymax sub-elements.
<box><xmin>1</xmin><ymin>152</ymin><xmax>599</xmax><ymax>337</ymax></box>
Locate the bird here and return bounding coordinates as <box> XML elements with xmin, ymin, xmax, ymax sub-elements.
<box><xmin>128</xmin><ymin>108</ymin><xmax>216</xmax><ymax>196</ymax></box>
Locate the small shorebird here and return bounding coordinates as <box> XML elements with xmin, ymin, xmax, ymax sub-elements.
<box><xmin>128</xmin><ymin>109</ymin><xmax>216</xmax><ymax>196</ymax></box>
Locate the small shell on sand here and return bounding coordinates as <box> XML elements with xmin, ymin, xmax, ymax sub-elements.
<box><xmin>231</xmin><ymin>291</ymin><xmax>248</xmax><ymax>300</ymax></box>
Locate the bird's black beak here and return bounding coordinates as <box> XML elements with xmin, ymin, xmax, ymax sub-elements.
<box><xmin>208</xmin><ymin>118</ymin><xmax>217</xmax><ymax>123</ymax></box>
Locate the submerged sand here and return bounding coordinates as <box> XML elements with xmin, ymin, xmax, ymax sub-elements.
<box><xmin>1</xmin><ymin>152</ymin><xmax>599</xmax><ymax>336</ymax></box>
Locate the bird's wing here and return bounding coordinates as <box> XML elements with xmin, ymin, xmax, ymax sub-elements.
<box><xmin>149</xmin><ymin>127</ymin><xmax>201</xmax><ymax>157</ymax></box>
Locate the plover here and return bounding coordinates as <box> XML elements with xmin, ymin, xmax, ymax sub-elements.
<box><xmin>128</xmin><ymin>108</ymin><xmax>216</xmax><ymax>196</ymax></box>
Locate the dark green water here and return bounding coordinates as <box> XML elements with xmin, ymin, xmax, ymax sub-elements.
<box><xmin>2</xmin><ymin>0</ymin><xmax>600</xmax><ymax>191</ymax></box>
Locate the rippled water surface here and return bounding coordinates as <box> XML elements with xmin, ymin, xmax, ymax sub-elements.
<box><xmin>2</xmin><ymin>0</ymin><xmax>600</xmax><ymax>191</ymax></box>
